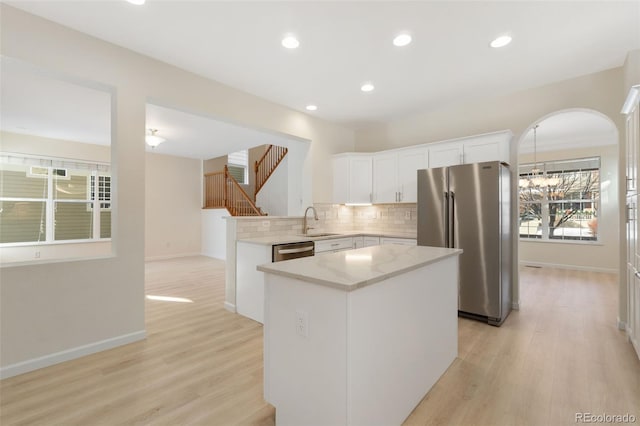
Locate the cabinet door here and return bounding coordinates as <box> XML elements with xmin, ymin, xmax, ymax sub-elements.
<box><xmin>373</xmin><ymin>152</ymin><xmax>398</xmax><ymax>203</ymax></box>
<box><xmin>429</xmin><ymin>143</ymin><xmax>463</xmax><ymax>168</ymax></box>
<box><xmin>363</xmin><ymin>236</ymin><xmax>380</xmax><ymax>247</ymax></box>
<box><xmin>463</xmin><ymin>136</ymin><xmax>509</xmax><ymax>164</ymax></box>
<box><xmin>332</xmin><ymin>156</ymin><xmax>349</xmax><ymax>204</ymax></box>
<box><xmin>397</xmin><ymin>147</ymin><xmax>428</xmax><ymax>203</ymax></box>
<box><xmin>353</xmin><ymin>236</ymin><xmax>364</xmax><ymax>248</ymax></box>
<box><xmin>349</xmin><ymin>157</ymin><xmax>373</xmax><ymax>204</ymax></box>
<box><xmin>632</xmin><ymin>272</ymin><xmax>640</xmax><ymax>357</ymax></box>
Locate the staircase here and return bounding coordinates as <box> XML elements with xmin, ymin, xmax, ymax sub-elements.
<box><xmin>204</xmin><ymin>165</ymin><xmax>265</xmax><ymax>216</ymax></box>
<box><xmin>254</xmin><ymin>145</ymin><xmax>288</xmax><ymax>200</ymax></box>
<box><xmin>203</xmin><ymin>145</ymin><xmax>288</xmax><ymax>216</ymax></box>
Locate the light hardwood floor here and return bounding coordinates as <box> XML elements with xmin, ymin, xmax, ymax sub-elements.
<box><xmin>1</xmin><ymin>257</ymin><xmax>638</xmax><ymax>425</ymax></box>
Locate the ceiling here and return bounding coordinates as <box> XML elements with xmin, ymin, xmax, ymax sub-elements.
<box><xmin>1</xmin><ymin>2</ymin><xmax>636</xmax><ymax>159</ymax></box>
<box><xmin>6</xmin><ymin>1</ymin><xmax>640</xmax><ymax>127</ymax></box>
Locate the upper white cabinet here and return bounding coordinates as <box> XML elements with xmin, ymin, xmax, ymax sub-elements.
<box><xmin>427</xmin><ymin>131</ymin><xmax>511</xmax><ymax>168</ymax></box>
<box><xmin>333</xmin><ymin>130</ymin><xmax>512</xmax><ymax>204</ymax></box>
<box><xmin>428</xmin><ymin>144</ymin><xmax>463</xmax><ymax>168</ymax></box>
<box><xmin>333</xmin><ymin>153</ymin><xmax>372</xmax><ymax>204</ymax></box>
<box><xmin>372</xmin><ymin>147</ymin><xmax>428</xmax><ymax>203</ymax></box>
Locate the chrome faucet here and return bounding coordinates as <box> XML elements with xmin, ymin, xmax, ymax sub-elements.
<box><xmin>303</xmin><ymin>206</ymin><xmax>319</xmax><ymax>235</ymax></box>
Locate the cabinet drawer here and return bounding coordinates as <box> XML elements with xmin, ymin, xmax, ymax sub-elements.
<box><xmin>380</xmin><ymin>237</ymin><xmax>417</xmax><ymax>246</ymax></box>
<box><xmin>315</xmin><ymin>237</ymin><xmax>354</xmax><ymax>253</ymax></box>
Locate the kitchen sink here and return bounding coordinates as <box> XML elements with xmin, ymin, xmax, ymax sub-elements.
<box><xmin>299</xmin><ymin>233</ymin><xmax>341</xmax><ymax>237</ymax></box>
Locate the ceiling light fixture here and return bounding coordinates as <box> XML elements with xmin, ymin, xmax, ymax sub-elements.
<box><xmin>145</xmin><ymin>129</ymin><xmax>166</xmax><ymax>148</ymax></box>
<box><xmin>490</xmin><ymin>35</ymin><xmax>512</xmax><ymax>48</ymax></box>
<box><xmin>360</xmin><ymin>83</ymin><xmax>375</xmax><ymax>93</ymax></box>
<box><xmin>393</xmin><ymin>34</ymin><xmax>412</xmax><ymax>47</ymax></box>
<box><xmin>281</xmin><ymin>35</ymin><xmax>300</xmax><ymax>49</ymax></box>
<box><xmin>126</xmin><ymin>0</ymin><xmax>146</xmax><ymax>5</ymax></box>
<box><xmin>519</xmin><ymin>124</ymin><xmax>559</xmax><ymax>188</ymax></box>
<box><xmin>305</xmin><ymin>105</ymin><xmax>318</xmax><ymax>111</ymax></box>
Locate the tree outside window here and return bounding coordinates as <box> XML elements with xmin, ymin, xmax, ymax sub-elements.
<box><xmin>519</xmin><ymin>157</ymin><xmax>599</xmax><ymax>241</ymax></box>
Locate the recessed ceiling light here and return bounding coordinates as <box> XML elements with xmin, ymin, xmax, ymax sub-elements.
<box><xmin>305</xmin><ymin>105</ymin><xmax>318</xmax><ymax>111</ymax></box>
<box><xmin>282</xmin><ymin>35</ymin><xmax>300</xmax><ymax>49</ymax></box>
<box><xmin>126</xmin><ymin>0</ymin><xmax>145</xmax><ymax>5</ymax></box>
<box><xmin>361</xmin><ymin>83</ymin><xmax>375</xmax><ymax>93</ymax></box>
<box><xmin>393</xmin><ymin>34</ymin><xmax>412</xmax><ymax>47</ymax></box>
<box><xmin>490</xmin><ymin>35</ymin><xmax>512</xmax><ymax>48</ymax></box>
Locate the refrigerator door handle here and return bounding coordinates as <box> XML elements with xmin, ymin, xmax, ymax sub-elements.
<box><xmin>444</xmin><ymin>191</ymin><xmax>449</xmax><ymax>248</ymax></box>
<box><xmin>449</xmin><ymin>191</ymin><xmax>455</xmax><ymax>248</ymax></box>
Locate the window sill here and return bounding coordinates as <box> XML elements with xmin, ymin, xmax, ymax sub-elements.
<box><xmin>0</xmin><ymin>238</ymin><xmax>111</xmax><ymax>248</ymax></box>
<box><xmin>519</xmin><ymin>238</ymin><xmax>603</xmax><ymax>246</ymax></box>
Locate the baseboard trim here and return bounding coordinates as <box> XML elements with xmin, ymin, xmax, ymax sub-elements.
<box><xmin>145</xmin><ymin>252</ymin><xmax>202</xmax><ymax>262</ymax></box>
<box><xmin>519</xmin><ymin>261</ymin><xmax>617</xmax><ymax>274</ymax></box>
<box><xmin>0</xmin><ymin>330</ymin><xmax>146</xmax><ymax>380</ymax></box>
<box><xmin>224</xmin><ymin>301</ymin><xmax>236</xmax><ymax>313</ymax></box>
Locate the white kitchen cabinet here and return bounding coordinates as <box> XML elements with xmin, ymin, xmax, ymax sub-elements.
<box><xmin>363</xmin><ymin>236</ymin><xmax>380</xmax><ymax>247</ymax></box>
<box><xmin>372</xmin><ymin>152</ymin><xmax>398</xmax><ymax>203</ymax></box>
<box><xmin>315</xmin><ymin>237</ymin><xmax>354</xmax><ymax>254</ymax></box>
<box><xmin>353</xmin><ymin>236</ymin><xmax>364</xmax><ymax>248</ymax></box>
<box><xmin>428</xmin><ymin>131</ymin><xmax>511</xmax><ymax>168</ymax></box>
<box><xmin>428</xmin><ymin>143</ymin><xmax>463</xmax><ymax>168</ymax></box>
<box><xmin>333</xmin><ymin>153</ymin><xmax>372</xmax><ymax>204</ymax></box>
<box><xmin>380</xmin><ymin>237</ymin><xmax>417</xmax><ymax>246</ymax></box>
<box><xmin>372</xmin><ymin>147</ymin><xmax>428</xmax><ymax>203</ymax></box>
<box><xmin>624</xmin><ymin>85</ymin><xmax>640</xmax><ymax>360</ymax></box>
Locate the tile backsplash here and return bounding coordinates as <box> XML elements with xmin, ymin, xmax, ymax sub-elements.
<box><xmin>233</xmin><ymin>204</ymin><xmax>418</xmax><ymax>240</ymax></box>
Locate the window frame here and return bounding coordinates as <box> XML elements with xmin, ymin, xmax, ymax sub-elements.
<box><xmin>519</xmin><ymin>156</ymin><xmax>600</xmax><ymax>243</ymax></box>
<box><xmin>0</xmin><ymin>154</ymin><xmax>112</xmax><ymax>246</ymax></box>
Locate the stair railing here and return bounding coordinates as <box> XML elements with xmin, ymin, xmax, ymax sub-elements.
<box><xmin>254</xmin><ymin>145</ymin><xmax>288</xmax><ymax>199</ymax></box>
<box><xmin>204</xmin><ymin>165</ymin><xmax>264</xmax><ymax>216</ymax></box>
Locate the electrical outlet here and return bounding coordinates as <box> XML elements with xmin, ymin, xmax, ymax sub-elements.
<box><xmin>34</xmin><ymin>251</ymin><xmax>40</xmax><ymax>259</ymax></box>
<box><xmin>405</xmin><ymin>211</ymin><xmax>411</xmax><ymax>220</ymax></box>
<box><xmin>262</xmin><ymin>221</ymin><xmax>270</xmax><ymax>228</ymax></box>
<box><xmin>295</xmin><ymin>309</ymin><xmax>308</xmax><ymax>338</ymax></box>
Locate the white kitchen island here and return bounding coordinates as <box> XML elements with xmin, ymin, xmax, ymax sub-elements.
<box><xmin>257</xmin><ymin>244</ymin><xmax>462</xmax><ymax>426</ymax></box>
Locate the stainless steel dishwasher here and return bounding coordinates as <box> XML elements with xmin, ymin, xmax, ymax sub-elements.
<box><xmin>272</xmin><ymin>241</ymin><xmax>314</xmax><ymax>262</ymax></box>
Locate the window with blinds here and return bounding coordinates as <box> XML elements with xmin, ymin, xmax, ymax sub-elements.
<box><xmin>0</xmin><ymin>154</ymin><xmax>112</xmax><ymax>245</ymax></box>
<box><xmin>519</xmin><ymin>157</ymin><xmax>600</xmax><ymax>241</ymax></box>
<box><xmin>228</xmin><ymin>150</ymin><xmax>248</xmax><ymax>184</ymax></box>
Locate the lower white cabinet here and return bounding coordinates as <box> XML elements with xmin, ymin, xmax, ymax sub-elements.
<box><xmin>363</xmin><ymin>236</ymin><xmax>380</xmax><ymax>247</ymax></box>
<box><xmin>315</xmin><ymin>237</ymin><xmax>354</xmax><ymax>254</ymax></box>
<box><xmin>380</xmin><ymin>237</ymin><xmax>417</xmax><ymax>246</ymax></box>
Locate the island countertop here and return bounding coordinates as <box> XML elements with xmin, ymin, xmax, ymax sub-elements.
<box><xmin>257</xmin><ymin>244</ymin><xmax>462</xmax><ymax>291</ymax></box>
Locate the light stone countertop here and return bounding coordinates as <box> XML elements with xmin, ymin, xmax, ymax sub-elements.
<box><xmin>237</xmin><ymin>230</ymin><xmax>417</xmax><ymax>245</ymax></box>
<box><xmin>257</xmin><ymin>245</ymin><xmax>462</xmax><ymax>291</ymax></box>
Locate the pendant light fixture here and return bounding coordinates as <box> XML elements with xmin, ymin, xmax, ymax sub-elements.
<box><xmin>145</xmin><ymin>129</ymin><xmax>165</xmax><ymax>148</ymax></box>
<box><xmin>520</xmin><ymin>123</ymin><xmax>559</xmax><ymax>188</ymax></box>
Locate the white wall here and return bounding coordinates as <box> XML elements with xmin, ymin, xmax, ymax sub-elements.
<box><xmin>518</xmin><ymin>145</ymin><xmax>619</xmax><ymax>273</ymax></box>
<box><xmin>145</xmin><ymin>152</ymin><xmax>202</xmax><ymax>260</ymax></box>
<box><xmin>257</xmin><ymin>155</ymin><xmax>289</xmax><ymax>216</ymax></box>
<box><xmin>0</xmin><ymin>5</ymin><xmax>355</xmax><ymax>376</ymax></box>
<box><xmin>201</xmin><ymin>208</ymin><xmax>228</xmax><ymax>260</ymax></box>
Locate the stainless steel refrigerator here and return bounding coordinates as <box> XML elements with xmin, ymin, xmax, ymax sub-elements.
<box><xmin>417</xmin><ymin>161</ymin><xmax>512</xmax><ymax>326</ymax></box>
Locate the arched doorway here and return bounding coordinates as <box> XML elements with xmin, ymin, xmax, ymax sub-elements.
<box><xmin>515</xmin><ymin>109</ymin><xmax>619</xmax><ymax>306</ymax></box>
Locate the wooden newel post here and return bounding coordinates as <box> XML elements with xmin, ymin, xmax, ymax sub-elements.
<box><xmin>223</xmin><ymin>165</ymin><xmax>228</xmax><ymax>207</ymax></box>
